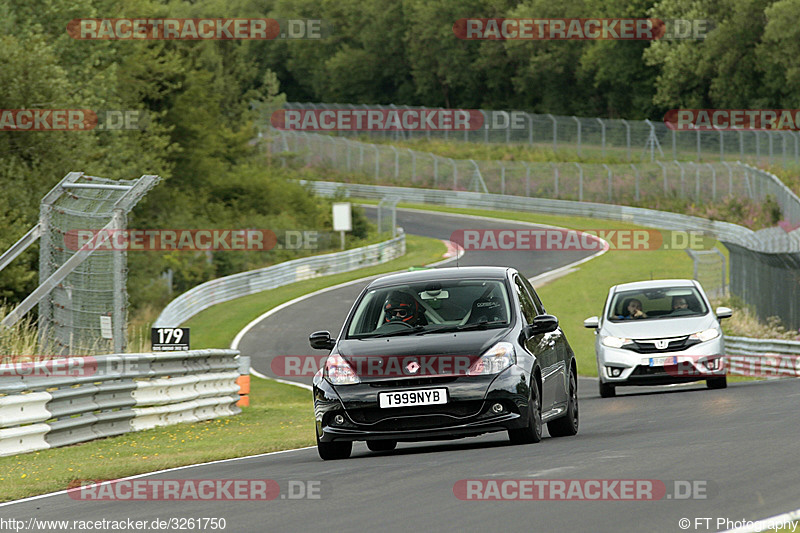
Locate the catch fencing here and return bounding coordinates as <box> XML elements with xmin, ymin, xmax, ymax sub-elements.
<box><xmin>282</xmin><ymin>102</ymin><xmax>800</xmax><ymax>167</ymax></box>
<box><xmin>0</xmin><ymin>350</ymin><xmax>246</xmax><ymax>457</ymax></box>
<box><xmin>0</xmin><ymin>172</ymin><xmax>160</xmax><ymax>355</ymax></box>
<box><xmin>267</xmin><ymin>129</ymin><xmax>800</xmax><ymax>226</ymax></box>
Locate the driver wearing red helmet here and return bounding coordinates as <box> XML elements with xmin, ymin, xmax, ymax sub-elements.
<box><xmin>383</xmin><ymin>291</ymin><xmax>427</xmax><ymax>327</ymax></box>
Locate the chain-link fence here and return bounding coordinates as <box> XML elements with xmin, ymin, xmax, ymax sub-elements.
<box><xmin>686</xmin><ymin>249</ymin><xmax>727</xmax><ymax>299</ymax></box>
<box><xmin>376</xmin><ymin>197</ymin><xmax>399</xmax><ymax>237</ymax></box>
<box><xmin>0</xmin><ymin>172</ymin><xmax>160</xmax><ymax>355</ymax></box>
<box><xmin>267</xmin><ymin>129</ymin><xmax>800</xmax><ymax>227</ymax></box>
<box><xmin>281</xmin><ymin>102</ymin><xmax>800</xmax><ymax>167</ymax></box>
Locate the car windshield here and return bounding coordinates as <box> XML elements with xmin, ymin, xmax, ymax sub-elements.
<box><xmin>347</xmin><ymin>279</ymin><xmax>511</xmax><ymax>338</ymax></box>
<box><xmin>607</xmin><ymin>287</ymin><xmax>708</xmax><ymax>322</ymax></box>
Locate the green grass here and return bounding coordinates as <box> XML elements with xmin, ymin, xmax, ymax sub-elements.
<box><xmin>186</xmin><ymin>234</ymin><xmax>447</xmax><ymax>349</ymax></box>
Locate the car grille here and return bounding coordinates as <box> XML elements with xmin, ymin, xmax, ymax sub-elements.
<box><xmin>630</xmin><ymin>365</ymin><xmax>671</xmax><ymax>376</ymax></box>
<box><xmin>628</xmin><ymin>336</ymin><xmax>699</xmax><ymax>354</ymax></box>
<box><xmin>367</xmin><ymin>376</ymin><xmax>459</xmax><ymax>388</ymax></box>
<box><xmin>348</xmin><ymin>401</ymin><xmax>484</xmax><ymax>428</ymax></box>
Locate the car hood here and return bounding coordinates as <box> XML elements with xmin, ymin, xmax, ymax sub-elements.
<box><xmin>336</xmin><ymin>329</ymin><xmax>508</xmax><ymax>381</ymax></box>
<box><xmin>601</xmin><ymin>314</ymin><xmax>717</xmax><ymax>339</ymax></box>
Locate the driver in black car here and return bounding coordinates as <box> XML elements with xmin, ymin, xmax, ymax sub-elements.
<box><xmin>383</xmin><ymin>291</ymin><xmax>427</xmax><ymax>327</ymax></box>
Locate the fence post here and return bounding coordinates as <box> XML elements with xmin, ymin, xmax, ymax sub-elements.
<box><xmin>630</xmin><ymin>163</ymin><xmax>640</xmax><ymax>201</ymax></box>
<box><xmin>548</xmin><ymin>114</ymin><xmax>557</xmax><ymax>152</ymax></box>
<box><xmin>551</xmin><ymin>163</ymin><xmax>559</xmax><ymax>197</ymax></box>
<box><xmin>523</xmin><ymin>162</ymin><xmax>531</xmax><ymax>196</ymax></box>
<box><xmin>373</xmin><ymin>145</ymin><xmax>380</xmax><ymax>180</ymax></box>
<box><xmin>655</xmin><ymin>160</ymin><xmax>667</xmax><ymax>195</ymax></box>
<box><xmin>575</xmin><ymin>162</ymin><xmax>583</xmax><ymax>201</ymax></box>
<box><xmin>500</xmin><ymin>164</ymin><xmax>506</xmax><ymax>195</ymax></box>
<box><xmin>696</xmin><ymin>129</ymin><xmax>701</xmax><ymax>161</ymax></box>
<box><xmin>721</xmin><ymin>161</ymin><xmax>733</xmax><ymax>197</ymax></box>
<box><xmin>769</xmin><ymin>132</ymin><xmax>774</xmax><ymax>166</ymax></box>
<box><xmin>450</xmin><ymin>158</ymin><xmax>457</xmax><ymax>190</ymax></box>
<box><xmin>603</xmin><ymin>163</ymin><xmax>612</xmax><ymax>202</ymax></box>
<box><xmin>706</xmin><ymin>163</ymin><xmax>716</xmax><ymax>201</ymax></box>
<box><xmin>672</xmin><ymin>129</ymin><xmax>677</xmax><ymax>160</ymax></box>
<box><xmin>782</xmin><ymin>132</ymin><xmax>788</xmax><ymax>169</ymax></box>
<box><xmin>675</xmin><ymin>161</ymin><xmax>686</xmax><ymax>197</ymax></box>
<box><xmin>409</xmin><ymin>149</ymin><xmax>416</xmax><ymax>182</ymax></box>
<box><xmin>573</xmin><ymin>116</ymin><xmax>581</xmax><ymax>157</ymax></box>
<box><xmin>622</xmin><ymin>119</ymin><xmax>631</xmax><ymax>161</ymax></box>
<box><xmin>527</xmin><ymin>112</ymin><xmax>534</xmax><ymax>146</ymax></box>
<box><xmin>718</xmin><ymin>128</ymin><xmax>724</xmax><ymax>161</ymax></box>
<box><xmin>433</xmin><ymin>154</ymin><xmax>438</xmax><ymax>187</ymax></box>
<box><xmin>688</xmin><ymin>162</ymin><xmax>700</xmax><ymax>201</ymax></box>
<box><xmin>481</xmin><ymin>110</ymin><xmax>489</xmax><ymax>143</ymax></box>
<box><xmin>739</xmin><ymin>131</ymin><xmax>744</xmax><ymax>159</ymax></box>
<box><xmin>390</xmin><ymin>145</ymin><xmax>399</xmax><ymax>178</ymax></box>
<box><xmin>597</xmin><ymin>118</ymin><xmax>606</xmax><ymax>158</ymax></box>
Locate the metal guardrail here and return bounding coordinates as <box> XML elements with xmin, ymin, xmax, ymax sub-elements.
<box><xmin>0</xmin><ymin>350</ymin><xmax>246</xmax><ymax>457</ymax></box>
<box><xmin>154</xmin><ymin>234</ymin><xmax>406</xmax><ymax>328</ymax></box>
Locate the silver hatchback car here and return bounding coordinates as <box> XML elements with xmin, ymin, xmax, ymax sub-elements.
<box><xmin>584</xmin><ymin>279</ymin><xmax>732</xmax><ymax>398</ymax></box>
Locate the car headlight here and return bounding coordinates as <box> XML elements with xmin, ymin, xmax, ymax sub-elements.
<box><xmin>690</xmin><ymin>329</ymin><xmax>720</xmax><ymax>343</ymax></box>
<box><xmin>601</xmin><ymin>336</ymin><xmax>632</xmax><ymax>348</ymax></box>
<box><xmin>467</xmin><ymin>342</ymin><xmax>516</xmax><ymax>375</ymax></box>
<box><xmin>324</xmin><ymin>353</ymin><xmax>360</xmax><ymax>385</ymax></box>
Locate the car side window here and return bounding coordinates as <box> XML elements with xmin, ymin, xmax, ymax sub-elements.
<box><xmin>519</xmin><ymin>276</ymin><xmax>545</xmax><ymax>315</ymax></box>
<box><xmin>514</xmin><ymin>276</ymin><xmax>537</xmax><ymax>324</ymax></box>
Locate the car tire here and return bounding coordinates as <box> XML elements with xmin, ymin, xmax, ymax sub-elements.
<box><xmin>706</xmin><ymin>377</ymin><xmax>727</xmax><ymax>389</ymax></box>
<box><xmin>508</xmin><ymin>377</ymin><xmax>542</xmax><ymax>445</ymax></box>
<box><xmin>366</xmin><ymin>440</ymin><xmax>397</xmax><ymax>452</ymax></box>
<box><xmin>548</xmin><ymin>368</ymin><xmax>579</xmax><ymax>437</ymax></box>
<box><xmin>599</xmin><ymin>381</ymin><xmax>616</xmax><ymax>398</ymax></box>
<box><xmin>317</xmin><ymin>434</ymin><xmax>352</xmax><ymax>460</ymax></box>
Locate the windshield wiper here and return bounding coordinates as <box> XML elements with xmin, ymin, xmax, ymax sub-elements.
<box><xmin>456</xmin><ymin>320</ymin><xmax>507</xmax><ymax>331</ymax></box>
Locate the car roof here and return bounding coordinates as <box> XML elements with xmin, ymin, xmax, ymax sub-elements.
<box><xmin>611</xmin><ymin>279</ymin><xmax>698</xmax><ymax>292</ymax></box>
<box><xmin>368</xmin><ymin>266</ymin><xmax>512</xmax><ymax>288</ymax></box>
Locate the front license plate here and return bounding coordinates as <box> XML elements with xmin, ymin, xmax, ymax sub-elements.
<box><xmin>649</xmin><ymin>356</ymin><xmax>676</xmax><ymax>367</ymax></box>
<box><xmin>378</xmin><ymin>388</ymin><xmax>448</xmax><ymax>408</ymax></box>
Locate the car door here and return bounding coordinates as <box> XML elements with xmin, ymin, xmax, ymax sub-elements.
<box><xmin>520</xmin><ymin>276</ymin><xmax>568</xmax><ymax>410</ymax></box>
<box><xmin>513</xmin><ymin>275</ymin><xmax>558</xmax><ymax>413</ymax></box>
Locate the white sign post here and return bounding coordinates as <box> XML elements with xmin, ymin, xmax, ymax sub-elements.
<box><xmin>332</xmin><ymin>202</ymin><xmax>352</xmax><ymax>250</ymax></box>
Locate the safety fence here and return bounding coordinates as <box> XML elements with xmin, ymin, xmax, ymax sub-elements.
<box><xmin>154</xmin><ymin>234</ymin><xmax>405</xmax><ymax>328</ymax></box>
<box><xmin>281</xmin><ymin>102</ymin><xmax>800</xmax><ymax>167</ymax></box>
<box><xmin>267</xmin><ymin>129</ymin><xmax>800</xmax><ymax>227</ymax></box>
<box><xmin>302</xmin><ymin>180</ymin><xmax>800</xmax><ymax>330</ymax></box>
<box><xmin>0</xmin><ymin>350</ymin><xmax>248</xmax><ymax>457</ymax></box>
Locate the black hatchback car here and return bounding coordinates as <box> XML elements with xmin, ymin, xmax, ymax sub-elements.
<box><xmin>309</xmin><ymin>266</ymin><xmax>579</xmax><ymax>460</ymax></box>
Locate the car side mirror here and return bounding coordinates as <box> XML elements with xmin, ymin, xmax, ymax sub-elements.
<box><xmin>715</xmin><ymin>306</ymin><xmax>732</xmax><ymax>319</ymax></box>
<box><xmin>309</xmin><ymin>330</ymin><xmax>336</xmax><ymax>350</ymax></box>
<box><xmin>583</xmin><ymin>316</ymin><xmax>599</xmax><ymax>329</ymax></box>
<box><xmin>524</xmin><ymin>314</ymin><xmax>559</xmax><ymax>338</ymax></box>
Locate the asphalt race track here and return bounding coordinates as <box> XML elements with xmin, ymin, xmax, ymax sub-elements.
<box><xmin>4</xmin><ymin>208</ymin><xmax>799</xmax><ymax>533</ymax></box>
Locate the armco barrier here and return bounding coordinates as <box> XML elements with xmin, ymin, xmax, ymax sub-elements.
<box><xmin>154</xmin><ymin>234</ymin><xmax>405</xmax><ymax>328</ymax></box>
<box><xmin>0</xmin><ymin>349</ymin><xmax>246</xmax><ymax>457</ymax></box>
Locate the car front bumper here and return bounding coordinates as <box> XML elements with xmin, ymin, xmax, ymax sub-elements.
<box><xmin>313</xmin><ymin>365</ymin><xmax>531</xmax><ymax>443</ymax></box>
